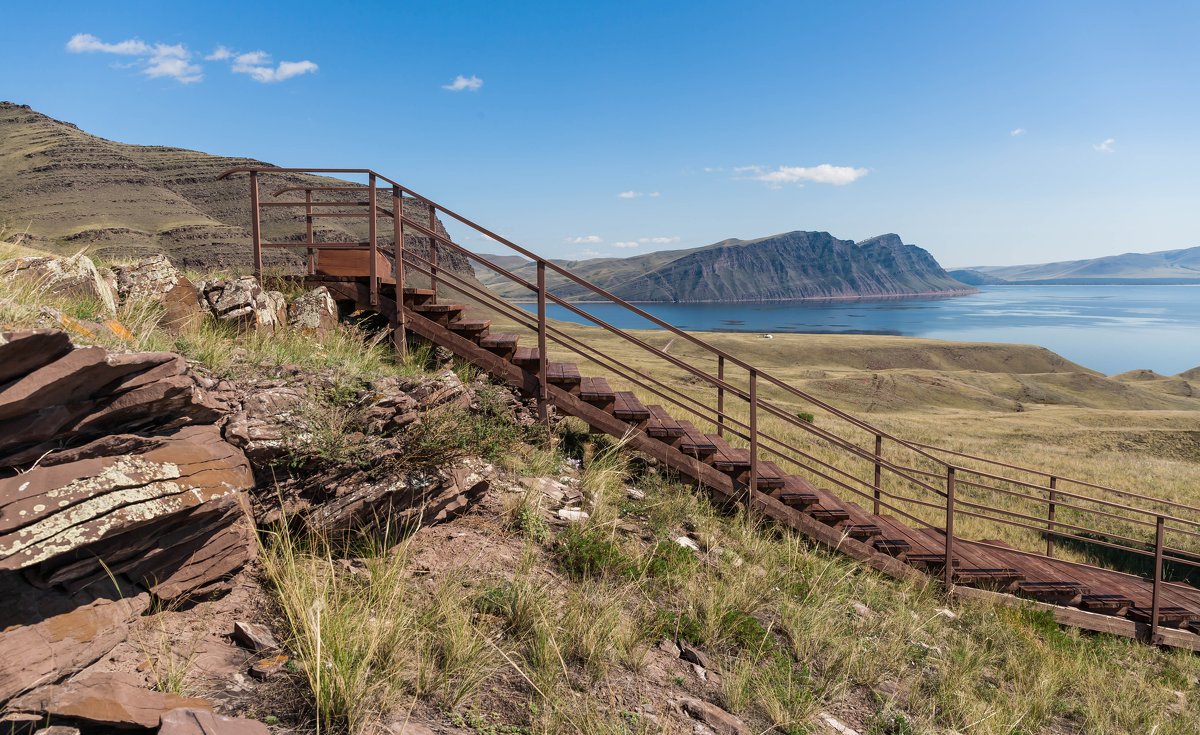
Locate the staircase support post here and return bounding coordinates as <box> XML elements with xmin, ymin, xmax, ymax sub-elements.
<box><xmin>749</xmin><ymin>369</ymin><xmax>758</xmax><ymax>507</ymax></box>
<box><xmin>1046</xmin><ymin>476</ymin><xmax>1057</xmax><ymax>557</ymax></box>
<box><xmin>429</xmin><ymin>201</ymin><xmax>439</xmax><ymax>296</ymax></box>
<box><xmin>249</xmin><ymin>171</ymin><xmax>262</xmax><ymax>281</ymax></box>
<box><xmin>537</xmin><ymin>260</ymin><xmax>548</xmax><ymax>424</ymax></box>
<box><xmin>873</xmin><ymin>434</ymin><xmax>883</xmax><ymax>516</ymax></box>
<box><xmin>368</xmin><ymin>174</ymin><xmax>378</xmax><ymax>308</ymax></box>
<box><xmin>717</xmin><ymin>356</ymin><xmax>726</xmax><ymax>438</ymax></box>
<box><xmin>392</xmin><ymin>185</ymin><xmax>407</xmax><ymax>358</ymax></box>
<box><xmin>1150</xmin><ymin>515</ymin><xmax>1165</xmax><ymax>644</ymax></box>
<box><xmin>944</xmin><ymin>466</ymin><xmax>956</xmax><ymax>589</ymax></box>
<box><xmin>305</xmin><ymin>188</ymin><xmax>315</xmax><ymax>275</ymax></box>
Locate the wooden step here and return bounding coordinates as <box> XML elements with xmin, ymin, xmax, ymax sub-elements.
<box><xmin>707</xmin><ymin>434</ymin><xmax>752</xmax><ymax>472</ymax></box>
<box><xmin>646</xmin><ymin>405</ymin><xmax>685</xmax><ymax>439</ymax></box>
<box><xmin>808</xmin><ymin>508</ymin><xmax>850</xmax><ymax>526</ymax></box>
<box><xmin>1125</xmin><ymin>606</ymin><xmax>1194</xmax><ymax>628</ymax></box>
<box><xmin>842</xmin><ymin>523</ymin><xmax>883</xmax><ymax>541</ymax></box>
<box><xmin>1079</xmin><ymin>594</ymin><xmax>1133</xmax><ymax>615</ymax></box>
<box><xmin>512</xmin><ymin>347</ymin><xmax>540</xmax><ymax>368</ymax></box>
<box><xmin>1015</xmin><ymin>581</ymin><xmax>1088</xmax><ymax>605</ymax></box>
<box><xmin>402</xmin><ymin>287</ymin><xmax>436</xmax><ymax>305</ymax></box>
<box><xmin>952</xmin><ymin>568</ymin><xmax>1024</xmax><ymax>589</ymax></box>
<box><xmin>678</xmin><ymin>421</ymin><xmax>717</xmax><ymax>458</ymax></box>
<box><xmin>905</xmin><ymin>553</ymin><xmax>961</xmax><ymax>571</ymax></box>
<box><xmin>613</xmin><ymin>391</ymin><xmax>651</xmax><ymax>422</ymax></box>
<box><xmin>479</xmin><ymin>333</ymin><xmax>520</xmax><ymax>359</ymax></box>
<box><xmin>745</xmin><ymin>461</ymin><xmax>786</xmax><ymax>490</ymax></box>
<box><xmin>546</xmin><ymin>362</ymin><xmax>581</xmax><ymax>388</ymax></box>
<box><xmin>447</xmin><ymin>319</ymin><xmax>491</xmax><ymax>338</ymax></box>
<box><xmin>413</xmin><ymin>302</ymin><xmax>466</xmax><ymax>325</ymax></box>
<box><xmin>580</xmin><ymin>376</ymin><xmax>616</xmax><ymax>407</ymax></box>
<box><xmin>777</xmin><ymin>490</ymin><xmax>819</xmax><ymax>508</ymax></box>
<box><xmin>873</xmin><ymin>539</ymin><xmax>912</xmax><ymax>557</ymax></box>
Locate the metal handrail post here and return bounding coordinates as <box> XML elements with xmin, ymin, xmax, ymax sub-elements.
<box><xmin>717</xmin><ymin>356</ymin><xmax>726</xmax><ymax>437</ymax></box>
<box><xmin>392</xmin><ymin>185</ymin><xmax>406</xmax><ymax>357</ymax></box>
<box><xmin>1047</xmin><ymin>476</ymin><xmax>1058</xmax><ymax>557</ymax></box>
<box><xmin>1151</xmin><ymin>515</ymin><xmax>1164</xmax><ymax>643</ymax></box>
<box><xmin>749</xmin><ymin>369</ymin><xmax>759</xmax><ymax>506</ymax></box>
<box><xmin>429</xmin><ymin>201</ymin><xmax>439</xmax><ymax>294</ymax></box>
<box><xmin>537</xmin><ymin>261</ymin><xmax>548</xmax><ymax>424</ymax></box>
<box><xmin>945</xmin><ymin>467</ymin><xmax>956</xmax><ymax>589</ymax></box>
<box><xmin>873</xmin><ymin>434</ymin><xmax>883</xmax><ymax>515</ymax></box>
<box><xmin>249</xmin><ymin>171</ymin><xmax>262</xmax><ymax>280</ymax></box>
<box><xmin>368</xmin><ymin>174</ymin><xmax>378</xmax><ymax>307</ymax></box>
<box><xmin>305</xmin><ymin>188</ymin><xmax>315</xmax><ymax>275</ymax></box>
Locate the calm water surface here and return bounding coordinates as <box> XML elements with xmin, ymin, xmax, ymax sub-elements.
<box><xmin>520</xmin><ymin>285</ymin><xmax>1200</xmax><ymax>375</ymax></box>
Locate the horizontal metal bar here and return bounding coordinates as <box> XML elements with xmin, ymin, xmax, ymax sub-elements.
<box><xmin>262</xmin><ymin>242</ymin><xmax>368</xmax><ymax>249</ymax></box>
<box><xmin>306</xmin><ymin>212</ymin><xmax>373</xmax><ymax>218</ymax></box>
<box><xmin>259</xmin><ymin>201</ymin><xmax>371</xmax><ymax>208</ymax></box>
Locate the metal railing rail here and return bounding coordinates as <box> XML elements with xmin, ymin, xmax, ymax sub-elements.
<box><xmin>218</xmin><ymin>166</ymin><xmax>1200</xmax><ymax>642</ymax></box>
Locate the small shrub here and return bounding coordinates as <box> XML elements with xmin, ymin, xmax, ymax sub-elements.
<box><xmin>796</xmin><ymin>411</ymin><xmax>815</xmax><ymax>424</ymax></box>
<box><xmin>640</xmin><ymin>539</ymin><xmax>698</xmax><ymax>580</ymax></box>
<box><xmin>554</xmin><ymin>527</ymin><xmax>630</xmax><ymax>580</ymax></box>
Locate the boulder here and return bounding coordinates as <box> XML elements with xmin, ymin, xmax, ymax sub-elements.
<box><xmin>201</xmin><ymin>277</ymin><xmax>286</xmax><ymax>332</ymax></box>
<box><xmin>160</xmin><ymin>707</ymin><xmax>270</xmax><ymax>735</ymax></box>
<box><xmin>0</xmin><ymin>253</ymin><xmax>117</xmax><ymax>315</ymax></box>
<box><xmin>0</xmin><ymin>425</ymin><xmax>254</xmax><ymax>572</ymax></box>
<box><xmin>678</xmin><ymin>698</ymin><xmax>748</xmax><ymax>735</ymax></box>
<box><xmin>112</xmin><ymin>255</ymin><xmax>205</xmax><ymax>331</ymax></box>
<box><xmin>230</xmin><ymin>621</ymin><xmax>279</xmax><ymax>655</ymax></box>
<box><xmin>0</xmin><ymin>332</ymin><xmax>227</xmax><ymax>466</ymax></box>
<box><xmin>7</xmin><ymin>672</ymin><xmax>210</xmax><ymax>729</ymax></box>
<box><xmin>287</xmin><ymin>286</ymin><xmax>338</xmax><ymax>335</ymax></box>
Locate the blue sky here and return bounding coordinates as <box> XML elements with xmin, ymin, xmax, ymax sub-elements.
<box><xmin>3</xmin><ymin>0</ymin><xmax>1198</xmax><ymax>266</ymax></box>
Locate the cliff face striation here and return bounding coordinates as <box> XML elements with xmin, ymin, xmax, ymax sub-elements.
<box><xmin>479</xmin><ymin>231</ymin><xmax>974</xmax><ymax>302</ymax></box>
<box><xmin>0</xmin><ymin>102</ymin><xmax>473</xmax><ymax>277</ymax></box>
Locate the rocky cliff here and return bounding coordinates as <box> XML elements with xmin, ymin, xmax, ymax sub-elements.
<box><xmin>478</xmin><ymin>231</ymin><xmax>974</xmax><ymax>302</ymax></box>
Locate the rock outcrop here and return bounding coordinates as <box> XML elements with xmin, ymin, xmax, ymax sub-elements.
<box><xmin>199</xmin><ymin>277</ymin><xmax>286</xmax><ymax>332</ymax></box>
<box><xmin>112</xmin><ymin>255</ymin><xmax>205</xmax><ymax>330</ymax></box>
<box><xmin>286</xmin><ymin>285</ymin><xmax>338</xmax><ymax>335</ymax></box>
<box><xmin>0</xmin><ymin>253</ymin><xmax>118</xmax><ymax>315</ymax></box>
<box><xmin>0</xmin><ymin>330</ymin><xmax>254</xmax><ymax>704</ymax></box>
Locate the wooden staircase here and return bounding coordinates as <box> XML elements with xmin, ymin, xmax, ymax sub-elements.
<box><xmin>217</xmin><ymin>165</ymin><xmax>1200</xmax><ymax>650</ymax></box>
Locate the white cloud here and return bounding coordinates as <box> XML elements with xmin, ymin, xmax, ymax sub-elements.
<box><xmin>205</xmin><ymin>45</ymin><xmax>233</xmax><ymax>61</ymax></box>
<box><xmin>1010</xmin><ymin>128</ymin><xmax>1026</xmax><ymax>137</ymax></box>
<box><xmin>1093</xmin><ymin>138</ymin><xmax>1116</xmax><ymax>153</ymax></box>
<box><xmin>566</xmin><ymin>235</ymin><xmax>603</xmax><ymax>244</ymax></box>
<box><xmin>638</xmin><ymin>236</ymin><xmax>680</xmax><ymax>245</ymax></box>
<box><xmin>66</xmin><ymin>33</ymin><xmax>150</xmax><ymax>55</ymax></box>
<box><xmin>703</xmin><ymin>167</ymin><xmax>724</xmax><ymax>173</ymax></box>
<box><xmin>67</xmin><ymin>34</ymin><xmax>202</xmax><ymax>83</ymax></box>
<box><xmin>737</xmin><ymin>164</ymin><xmax>868</xmax><ymax>187</ymax></box>
<box><xmin>573</xmin><ymin>249</ymin><xmax>603</xmax><ymax>258</ymax></box>
<box><xmin>617</xmin><ymin>191</ymin><xmax>661</xmax><ymax>199</ymax></box>
<box><xmin>229</xmin><ymin>51</ymin><xmax>317</xmax><ymax>82</ymax></box>
<box><xmin>443</xmin><ymin>74</ymin><xmax>483</xmax><ymax>92</ymax></box>
<box><xmin>612</xmin><ymin>241</ymin><xmax>640</xmax><ymax>249</ymax></box>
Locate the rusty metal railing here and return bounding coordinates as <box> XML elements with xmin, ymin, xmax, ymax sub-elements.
<box><xmin>217</xmin><ymin>166</ymin><xmax>1200</xmax><ymax>642</ymax></box>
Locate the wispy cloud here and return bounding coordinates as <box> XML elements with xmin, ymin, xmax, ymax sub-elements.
<box><xmin>1010</xmin><ymin>128</ymin><xmax>1026</xmax><ymax>137</ymax></box>
<box><xmin>231</xmin><ymin>51</ymin><xmax>318</xmax><ymax>83</ymax></box>
<box><xmin>617</xmin><ymin>191</ymin><xmax>661</xmax><ymax>199</ymax></box>
<box><xmin>1093</xmin><ymin>138</ymin><xmax>1116</xmax><ymax>154</ymax></box>
<box><xmin>736</xmin><ymin>164</ymin><xmax>868</xmax><ymax>187</ymax></box>
<box><xmin>612</xmin><ymin>241</ymin><xmax>640</xmax><ymax>249</ymax></box>
<box><xmin>703</xmin><ymin>166</ymin><xmax>724</xmax><ymax>173</ymax></box>
<box><xmin>572</xmin><ymin>249</ymin><xmax>603</xmax><ymax>258</ymax></box>
<box><xmin>566</xmin><ymin>235</ymin><xmax>603</xmax><ymax>244</ymax></box>
<box><xmin>638</xmin><ymin>236</ymin><xmax>680</xmax><ymax>245</ymax></box>
<box><xmin>67</xmin><ymin>34</ymin><xmax>317</xmax><ymax>84</ymax></box>
<box><xmin>66</xmin><ymin>33</ymin><xmax>202</xmax><ymax>83</ymax></box>
<box><xmin>443</xmin><ymin>74</ymin><xmax>483</xmax><ymax>92</ymax></box>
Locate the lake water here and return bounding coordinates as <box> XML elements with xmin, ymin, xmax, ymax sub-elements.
<box><xmin>519</xmin><ymin>285</ymin><xmax>1200</xmax><ymax>375</ymax></box>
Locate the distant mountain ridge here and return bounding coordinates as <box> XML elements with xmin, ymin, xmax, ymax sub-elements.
<box><xmin>476</xmin><ymin>231</ymin><xmax>974</xmax><ymax>302</ymax></box>
<box><xmin>951</xmin><ymin>246</ymin><xmax>1200</xmax><ymax>285</ymax></box>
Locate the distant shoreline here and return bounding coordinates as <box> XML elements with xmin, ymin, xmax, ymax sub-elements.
<box><xmin>506</xmin><ymin>287</ymin><xmax>979</xmax><ymax>305</ymax></box>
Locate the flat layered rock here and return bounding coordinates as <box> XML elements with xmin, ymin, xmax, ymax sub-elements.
<box><xmin>8</xmin><ymin>672</ymin><xmax>210</xmax><ymax>729</ymax></box>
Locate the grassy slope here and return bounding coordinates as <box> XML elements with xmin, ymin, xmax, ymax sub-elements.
<box><xmin>5</xmin><ymin>242</ymin><xmax>1199</xmax><ymax>733</ymax></box>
